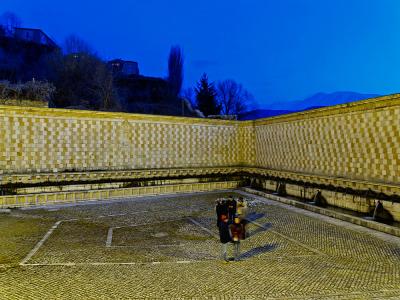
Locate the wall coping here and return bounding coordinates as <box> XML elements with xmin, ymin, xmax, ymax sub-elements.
<box><xmin>1</xmin><ymin>93</ymin><xmax>399</xmax><ymax>126</ymax></box>
<box><xmin>0</xmin><ymin>105</ymin><xmax>241</xmax><ymax>126</ymax></box>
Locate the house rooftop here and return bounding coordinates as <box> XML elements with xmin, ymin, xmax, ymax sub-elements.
<box><xmin>14</xmin><ymin>27</ymin><xmax>58</xmax><ymax>48</ymax></box>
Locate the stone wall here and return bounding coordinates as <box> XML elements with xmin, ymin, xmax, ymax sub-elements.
<box><xmin>253</xmin><ymin>94</ymin><xmax>400</xmax><ymax>185</ymax></box>
<box><xmin>0</xmin><ymin>180</ymin><xmax>240</xmax><ymax>208</ymax></box>
<box><xmin>0</xmin><ymin>106</ymin><xmax>249</xmax><ymax>174</ymax></box>
<box><xmin>1</xmin><ymin>94</ymin><xmax>399</xmax><ymax>187</ymax></box>
<box><xmin>1</xmin><ymin>95</ymin><xmax>400</xmax><ymax>219</ymax></box>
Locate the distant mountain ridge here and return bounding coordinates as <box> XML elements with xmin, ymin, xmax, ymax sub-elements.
<box><xmin>239</xmin><ymin>109</ymin><xmax>293</xmax><ymax>120</ymax></box>
<box><xmin>239</xmin><ymin>91</ymin><xmax>380</xmax><ymax>120</ymax></box>
<box><xmin>265</xmin><ymin>91</ymin><xmax>380</xmax><ymax>111</ymax></box>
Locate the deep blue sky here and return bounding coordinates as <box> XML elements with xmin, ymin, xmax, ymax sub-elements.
<box><xmin>2</xmin><ymin>0</ymin><xmax>400</xmax><ymax>108</ymax></box>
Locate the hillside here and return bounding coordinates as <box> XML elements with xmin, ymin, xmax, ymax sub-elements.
<box><xmin>238</xmin><ymin>109</ymin><xmax>294</xmax><ymax>120</ymax></box>
<box><xmin>265</xmin><ymin>91</ymin><xmax>380</xmax><ymax>111</ymax></box>
<box><xmin>240</xmin><ymin>91</ymin><xmax>381</xmax><ymax>120</ymax></box>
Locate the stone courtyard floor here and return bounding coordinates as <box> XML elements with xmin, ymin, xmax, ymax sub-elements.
<box><xmin>1</xmin><ymin>190</ymin><xmax>400</xmax><ymax>299</ymax></box>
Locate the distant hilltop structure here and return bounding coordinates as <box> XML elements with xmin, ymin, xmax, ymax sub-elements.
<box><xmin>13</xmin><ymin>27</ymin><xmax>58</xmax><ymax>48</ymax></box>
<box><xmin>0</xmin><ymin>26</ymin><xmax>59</xmax><ymax>83</ymax></box>
<box><xmin>108</xmin><ymin>59</ymin><xmax>139</xmax><ymax>76</ymax></box>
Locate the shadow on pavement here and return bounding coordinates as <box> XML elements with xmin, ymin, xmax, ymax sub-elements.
<box><xmin>246</xmin><ymin>212</ymin><xmax>265</xmax><ymax>222</ymax></box>
<box><xmin>239</xmin><ymin>243</ymin><xmax>277</xmax><ymax>260</ymax></box>
<box><xmin>248</xmin><ymin>222</ymin><xmax>272</xmax><ymax>238</ymax></box>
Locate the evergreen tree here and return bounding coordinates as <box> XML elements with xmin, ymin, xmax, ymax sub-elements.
<box><xmin>195</xmin><ymin>73</ymin><xmax>220</xmax><ymax>116</ymax></box>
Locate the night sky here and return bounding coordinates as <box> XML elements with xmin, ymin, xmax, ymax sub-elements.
<box><xmin>2</xmin><ymin>0</ymin><xmax>400</xmax><ymax>107</ymax></box>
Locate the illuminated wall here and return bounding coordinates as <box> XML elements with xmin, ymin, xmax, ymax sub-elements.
<box><xmin>1</xmin><ymin>94</ymin><xmax>399</xmax><ymax>188</ymax></box>
<box><xmin>253</xmin><ymin>95</ymin><xmax>400</xmax><ymax>185</ymax></box>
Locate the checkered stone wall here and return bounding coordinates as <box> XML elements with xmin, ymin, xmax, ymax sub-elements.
<box><xmin>238</xmin><ymin>123</ymin><xmax>256</xmax><ymax>166</ymax></box>
<box><xmin>253</xmin><ymin>96</ymin><xmax>400</xmax><ymax>185</ymax></box>
<box><xmin>0</xmin><ymin>107</ymin><xmax>245</xmax><ymax>174</ymax></box>
<box><xmin>1</xmin><ymin>94</ymin><xmax>399</xmax><ymax>188</ymax></box>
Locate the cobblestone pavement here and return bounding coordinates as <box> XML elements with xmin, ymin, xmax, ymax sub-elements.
<box><xmin>1</xmin><ymin>190</ymin><xmax>400</xmax><ymax>299</ymax></box>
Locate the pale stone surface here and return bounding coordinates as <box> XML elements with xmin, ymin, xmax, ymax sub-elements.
<box><xmin>1</xmin><ymin>191</ymin><xmax>400</xmax><ymax>299</ymax></box>
<box><xmin>1</xmin><ymin>94</ymin><xmax>399</xmax><ymax>185</ymax></box>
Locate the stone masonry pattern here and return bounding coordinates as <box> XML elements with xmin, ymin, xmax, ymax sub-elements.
<box><xmin>254</xmin><ymin>103</ymin><xmax>400</xmax><ymax>184</ymax></box>
<box><xmin>0</xmin><ymin>111</ymin><xmax>244</xmax><ymax>173</ymax></box>
<box><xmin>0</xmin><ymin>94</ymin><xmax>399</xmax><ymax>186</ymax></box>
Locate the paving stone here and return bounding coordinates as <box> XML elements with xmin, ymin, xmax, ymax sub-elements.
<box><xmin>1</xmin><ymin>191</ymin><xmax>400</xmax><ymax>299</ymax></box>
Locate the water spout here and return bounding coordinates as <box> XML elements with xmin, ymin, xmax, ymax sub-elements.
<box><xmin>373</xmin><ymin>200</ymin><xmax>383</xmax><ymax>221</ymax></box>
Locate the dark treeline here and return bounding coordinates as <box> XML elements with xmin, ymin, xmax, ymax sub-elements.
<box><xmin>0</xmin><ymin>12</ymin><xmax>255</xmax><ymax>118</ymax></box>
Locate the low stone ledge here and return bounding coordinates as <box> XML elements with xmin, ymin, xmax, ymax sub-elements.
<box><xmin>0</xmin><ymin>181</ymin><xmax>240</xmax><ymax>208</ymax></box>
<box><xmin>1</xmin><ymin>166</ymin><xmax>244</xmax><ymax>185</ymax></box>
<box><xmin>3</xmin><ymin>167</ymin><xmax>399</xmax><ymax>196</ymax></box>
<box><xmin>242</xmin><ymin>187</ymin><xmax>400</xmax><ymax>238</ymax></box>
<box><xmin>246</xmin><ymin>167</ymin><xmax>400</xmax><ymax>195</ymax></box>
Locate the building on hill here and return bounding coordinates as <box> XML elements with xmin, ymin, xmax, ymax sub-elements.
<box><xmin>0</xmin><ymin>32</ymin><xmax>59</xmax><ymax>82</ymax></box>
<box><xmin>108</xmin><ymin>59</ymin><xmax>139</xmax><ymax>77</ymax></box>
<box><xmin>14</xmin><ymin>27</ymin><xmax>58</xmax><ymax>48</ymax></box>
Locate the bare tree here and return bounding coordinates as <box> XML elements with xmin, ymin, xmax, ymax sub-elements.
<box><xmin>216</xmin><ymin>79</ymin><xmax>254</xmax><ymax>115</ymax></box>
<box><xmin>167</xmin><ymin>45</ymin><xmax>184</xmax><ymax>98</ymax></box>
<box><xmin>63</xmin><ymin>34</ymin><xmax>93</xmax><ymax>54</ymax></box>
<box><xmin>93</xmin><ymin>63</ymin><xmax>116</xmax><ymax>110</ymax></box>
<box><xmin>54</xmin><ymin>50</ymin><xmax>115</xmax><ymax>109</ymax></box>
<box><xmin>0</xmin><ymin>12</ymin><xmax>22</xmax><ymax>35</ymax></box>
